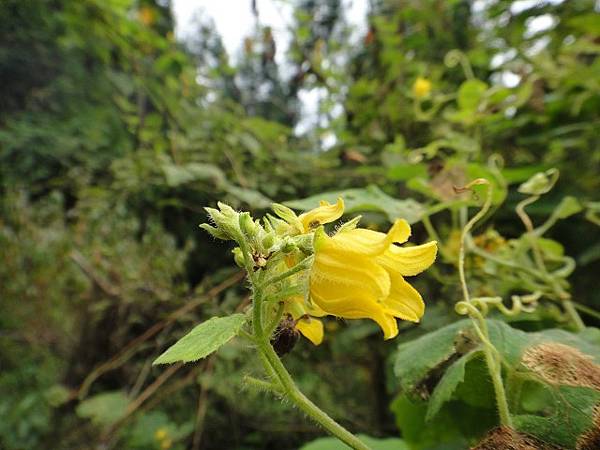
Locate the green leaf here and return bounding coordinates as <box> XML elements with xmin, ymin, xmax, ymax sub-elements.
<box><xmin>513</xmin><ymin>386</ymin><xmax>600</xmax><ymax>448</ymax></box>
<box><xmin>426</xmin><ymin>350</ymin><xmax>483</xmax><ymax>421</ymax></box>
<box><xmin>44</xmin><ymin>385</ymin><xmax>71</xmax><ymax>407</ymax></box>
<box><xmin>486</xmin><ymin>319</ymin><xmax>531</xmax><ymax>366</ymax></box>
<box><xmin>567</xmin><ymin>13</ymin><xmax>600</xmax><ymax>34</ymax></box>
<box><xmin>457</xmin><ymin>79</ymin><xmax>488</xmax><ymax>111</ymax></box>
<box><xmin>554</xmin><ymin>196</ymin><xmax>582</xmax><ymax>220</ymax></box>
<box><xmin>224</xmin><ymin>184</ymin><xmax>272</xmax><ymax>208</ymax></box>
<box><xmin>300</xmin><ymin>435</ymin><xmax>409</xmax><ymax>450</ymax></box>
<box><xmin>162</xmin><ymin>163</ymin><xmax>226</xmax><ymax>187</ymax></box>
<box><xmin>285</xmin><ymin>185</ymin><xmax>425</xmax><ymax>224</ymax></box>
<box><xmin>390</xmin><ymin>394</ymin><xmax>495</xmax><ymax>450</ymax></box>
<box><xmin>76</xmin><ymin>391</ymin><xmax>129</xmax><ymax>426</ymax></box>
<box><xmin>394</xmin><ymin>320</ymin><xmax>472</xmax><ymax>396</ymax></box>
<box><xmin>501</xmin><ymin>166</ymin><xmax>549</xmax><ymax>184</ymax></box>
<box><xmin>153</xmin><ymin>314</ymin><xmax>247</xmax><ymax>365</ymax></box>
<box><xmin>537</xmin><ymin>238</ymin><xmax>564</xmax><ymax>260</ymax></box>
<box><xmin>386</xmin><ymin>163</ymin><xmax>427</xmax><ymax>181</ymax></box>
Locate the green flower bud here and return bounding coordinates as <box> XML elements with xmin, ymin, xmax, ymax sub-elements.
<box><xmin>232</xmin><ymin>247</ymin><xmax>245</xmax><ymax>267</ymax></box>
<box><xmin>281</xmin><ymin>238</ymin><xmax>297</xmax><ymax>254</ymax></box>
<box><xmin>239</xmin><ymin>212</ymin><xmax>258</xmax><ymax>237</ymax></box>
<box><xmin>199</xmin><ymin>223</ymin><xmax>229</xmax><ymax>240</ymax></box>
<box><xmin>204</xmin><ymin>204</ymin><xmax>242</xmax><ymax>241</ymax></box>
<box><xmin>518</xmin><ymin>169</ymin><xmax>558</xmax><ymax>196</ymax></box>
<box><xmin>261</xmin><ymin>233</ymin><xmax>276</xmax><ymax>250</ymax></box>
<box><xmin>271</xmin><ymin>203</ymin><xmax>302</xmax><ymax>233</ymax></box>
<box><xmin>217</xmin><ymin>202</ymin><xmax>236</xmax><ymax>216</ymax></box>
<box><xmin>272</xmin><ymin>203</ymin><xmax>298</xmax><ymax>223</ymax></box>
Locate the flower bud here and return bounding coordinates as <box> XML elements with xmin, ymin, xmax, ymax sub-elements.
<box><xmin>261</xmin><ymin>233</ymin><xmax>276</xmax><ymax>250</ymax></box>
<box><xmin>272</xmin><ymin>203</ymin><xmax>298</xmax><ymax>223</ymax></box>
<box><xmin>272</xmin><ymin>203</ymin><xmax>303</xmax><ymax>233</ymax></box>
<box><xmin>518</xmin><ymin>169</ymin><xmax>558</xmax><ymax>195</ymax></box>
<box><xmin>281</xmin><ymin>238</ymin><xmax>297</xmax><ymax>254</ymax></box>
<box><xmin>232</xmin><ymin>247</ymin><xmax>245</xmax><ymax>267</ymax></box>
<box><xmin>199</xmin><ymin>223</ymin><xmax>229</xmax><ymax>240</ymax></box>
<box><xmin>239</xmin><ymin>212</ymin><xmax>258</xmax><ymax>237</ymax></box>
<box><xmin>204</xmin><ymin>204</ymin><xmax>242</xmax><ymax>241</ymax></box>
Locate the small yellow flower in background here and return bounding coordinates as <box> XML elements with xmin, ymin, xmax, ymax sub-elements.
<box><xmin>138</xmin><ymin>7</ymin><xmax>156</xmax><ymax>27</ymax></box>
<box><xmin>160</xmin><ymin>438</ymin><xmax>173</xmax><ymax>450</ymax></box>
<box><xmin>413</xmin><ymin>77</ymin><xmax>432</xmax><ymax>99</ymax></box>
<box><xmin>154</xmin><ymin>428</ymin><xmax>168</xmax><ymax>441</ymax></box>
<box><xmin>309</xmin><ymin>215</ymin><xmax>437</xmax><ymax>340</ymax></box>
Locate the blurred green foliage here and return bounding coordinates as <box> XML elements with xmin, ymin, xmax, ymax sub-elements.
<box><xmin>1</xmin><ymin>0</ymin><xmax>599</xmax><ymax>449</ymax></box>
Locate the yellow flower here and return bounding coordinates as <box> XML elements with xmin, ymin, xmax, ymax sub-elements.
<box><xmin>154</xmin><ymin>428</ymin><xmax>168</xmax><ymax>441</ymax></box>
<box><xmin>413</xmin><ymin>77</ymin><xmax>432</xmax><ymax>99</ymax></box>
<box><xmin>309</xmin><ymin>220</ymin><xmax>437</xmax><ymax>339</ymax></box>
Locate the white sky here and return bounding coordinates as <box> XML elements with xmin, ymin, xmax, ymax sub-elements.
<box><xmin>171</xmin><ymin>0</ymin><xmax>368</xmax><ymax>140</ymax></box>
<box><xmin>172</xmin><ymin>0</ymin><xmax>368</xmax><ymax>64</ymax></box>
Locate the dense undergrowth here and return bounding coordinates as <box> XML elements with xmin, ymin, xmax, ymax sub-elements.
<box><xmin>1</xmin><ymin>1</ymin><xmax>599</xmax><ymax>449</ymax></box>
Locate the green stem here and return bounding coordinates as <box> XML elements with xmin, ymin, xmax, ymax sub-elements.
<box><xmin>516</xmin><ymin>196</ymin><xmax>585</xmax><ymax>331</ymax></box>
<box><xmin>457</xmin><ymin>179</ymin><xmax>512</xmax><ymax>428</ymax></box>
<box><xmin>264</xmin><ymin>302</ymin><xmax>285</xmax><ymax>338</ymax></box>
<box><xmin>244</xmin><ymin>376</ymin><xmax>283</xmax><ymax>395</ymax></box>
<box><xmin>457</xmin><ymin>302</ymin><xmax>512</xmax><ymax>427</ymax></box>
<box><xmin>572</xmin><ymin>301</ymin><xmax>600</xmax><ymax>321</ymax></box>
<box><xmin>484</xmin><ymin>349</ymin><xmax>512</xmax><ymax>426</ymax></box>
<box><xmin>259</xmin><ymin>256</ymin><xmax>313</xmax><ymax>290</ymax></box>
<box><xmin>258</xmin><ymin>341</ymin><xmax>371</xmax><ymax>450</ymax></box>
<box><xmin>563</xmin><ymin>299</ymin><xmax>586</xmax><ymax>331</ymax></box>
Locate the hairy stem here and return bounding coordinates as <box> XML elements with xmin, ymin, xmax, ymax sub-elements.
<box><xmin>258</xmin><ymin>341</ymin><xmax>371</xmax><ymax>450</ymax></box>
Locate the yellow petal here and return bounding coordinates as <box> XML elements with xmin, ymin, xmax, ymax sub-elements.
<box><xmin>382</xmin><ymin>273</ymin><xmax>425</xmax><ymax>322</ymax></box>
<box><xmin>311</xmin><ymin>248</ymin><xmax>391</xmax><ymax>300</ymax></box>
<box><xmin>310</xmin><ymin>292</ymin><xmax>399</xmax><ymax>339</ymax></box>
<box><xmin>296</xmin><ymin>317</ymin><xmax>324</xmax><ymax>345</ymax></box>
<box><xmin>377</xmin><ymin>241</ymin><xmax>438</xmax><ymax>276</ymax></box>
<box><xmin>317</xmin><ymin>219</ymin><xmax>411</xmax><ymax>257</ymax></box>
<box><xmin>298</xmin><ymin>198</ymin><xmax>344</xmax><ymax>232</ymax></box>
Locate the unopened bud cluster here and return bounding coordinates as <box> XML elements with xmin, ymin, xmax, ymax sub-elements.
<box><xmin>201</xmin><ymin>202</ymin><xmax>311</xmax><ymax>272</ymax></box>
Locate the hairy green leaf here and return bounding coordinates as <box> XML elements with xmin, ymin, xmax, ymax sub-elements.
<box><xmin>153</xmin><ymin>314</ymin><xmax>247</xmax><ymax>365</ymax></box>
<box><xmin>426</xmin><ymin>350</ymin><xmax>483</xmax><ymax>421</ymax></box>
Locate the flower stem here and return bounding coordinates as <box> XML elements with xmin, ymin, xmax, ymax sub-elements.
<box><xmin>258</xmin><ymin>340</ymin><xmax>371</xmax><ymax>450</ymax></box>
